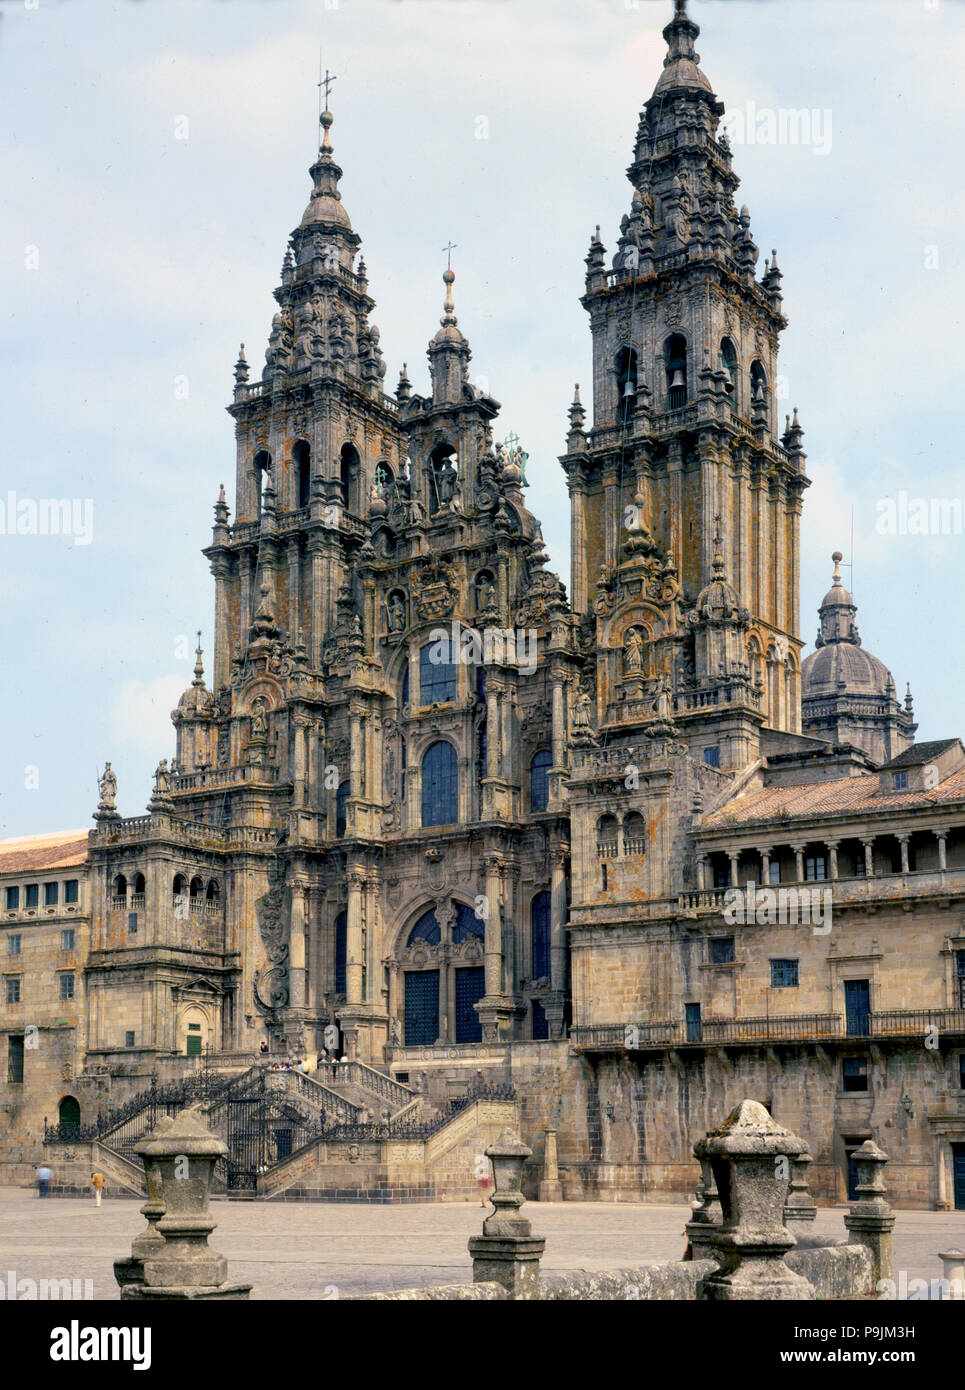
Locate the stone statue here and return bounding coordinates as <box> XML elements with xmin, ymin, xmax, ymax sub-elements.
<box><xmin>436</xmin><ymin>457</ymin><xmax>457</xmax><ymax>508</ymax></box>
<box><xmin>623</xmin><ymin>627</ymin><xmax>644</xmax><ymax>676</ymax></box>
<box><xmin>387</xmin><ymin>592</ymin><xmax>407</xmax><ymax>633</ymax></box>
<box><xmin>251</xmin><ymin>699</ymin><xmax>269</xmax><ymax>741</ymax></box>
<box><xmin>98</xmin><ymin>762</ymin><xmax>117</xmax><ymax>812</ymax></box>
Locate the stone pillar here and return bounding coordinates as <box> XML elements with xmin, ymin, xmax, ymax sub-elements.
<box><xmin>121</xmin><ymin>1108</ymin><xmax>250</xmax><ymax>1299</ymax></box>
<box><xmin>843</xmin><ymin>1139</ymin><xmax>895</xmax><ymax>1291</ymax></box>
<box><xmin>783</xmin><ymin>1150</ymin><xmax>817</xmax><ymax>1224</ymax></box>
<box><xmin>685</xmin><ymin>1156</ymin><xmax>722</xmax><ymax>1261</ymax></box>
<box><xmin>696</xmin><ymin>1099</ymin><xmax>814</xmax><ymax>1301</ymax></box>
<box><xmin>346</xmin><ymin>867</ymin><xmax>365</xmax><ymax>1007</ymax></box>
<box><xmin>827</xmin><ymin>841</ymin><xmax>839</xmax><ymax>882</ymax></box>
<box><xmin>538</xmin><ymin>1128</ymin><xmax>563</xmax><ymax>1203</ymax></box>
<box><xmin>468</xmin><ymin>1129</ymin><xmax>545</xmax><ymax>1300</ymax></box>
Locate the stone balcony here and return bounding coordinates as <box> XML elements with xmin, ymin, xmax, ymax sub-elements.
<box><xmin>571</xmin><ymin>1008</ymin><xmax>965</xmax><ymax>1054</ymax></box>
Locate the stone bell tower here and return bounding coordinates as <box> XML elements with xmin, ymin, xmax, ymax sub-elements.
<box><xmin>563</xmin><ymin>0</ymin><xmax>809</xmax><ymax>762</ymax></box>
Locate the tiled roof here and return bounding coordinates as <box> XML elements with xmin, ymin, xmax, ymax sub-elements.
<box><xmin>702</xmin><ymin>766</ymin><xmax>965</xmax><ymax>830</ymax></box>
<box><xmin>0</xmin><ymin>830</ymin><xmax>90</xmax><ymax>874</ymax></box>
<box><xmin>883</xmin><ymin>739</ymin><xmax>961</xmax><ymax>769</ymax></box>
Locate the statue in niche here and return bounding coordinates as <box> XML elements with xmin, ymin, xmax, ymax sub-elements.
<box><xmin>623</xmin><ymin>627</ymin><xmax>645</xmax><ymax>676</ymax></box>
<box><xmin>387</xmin><ymin>592</ymin><xmax>407</xmax><ymax>633</ymax></box>
<box><xmin>250</xmin><ymin>698</ymin><xmax>269</xmax><ymax>742</ymax></box>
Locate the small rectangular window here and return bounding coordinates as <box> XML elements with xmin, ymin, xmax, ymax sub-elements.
<box><xmin>5</xmin><ymin>977</ymin><xmax>22</xmax><ymax>1005</ymax></box>
<box><xmin>5</xmin><ymin>887</ymin><xmax>19</xmax><ymax>911</ymax></box>
<box><xmin>704</xmin><ymin>747</ymin><xmax>720</xmax><ymax>769</ymax></box>
<box><xmin>128</xmin><ymin>913</ymin><xmax>138</xmax><ymax>934</ymax></box>
<box><xmin>711</xmin><ymin>937</ymin><xmax>735</xmax><ymax>965</ymax></box>
<box><xmin>44</xmin><ymin>882</ymin><xmax>58</xmax><ymax>907</ymax></box>
<box><xmin>843</xmin><ymin>1057</ymin><xmax>869</xmax><ymax>1093</ymax></box>
<box><xmin>24</xmin><ymin>885</ymin><xmax>38</xmax><ymax>909</ymax></box>
<box><xmin>64</xmin><ymin>880</ymin><xmax>79</xmax><ymax>905</ymax></box>
<box><xmin>61</xmin><ymin>929</ymin><xmax>75</xmax><ymax>952</ymax></box>
<box><xmin>58</xmin><ymin>974</ymin><xmax>75</xmax><ymax>1001</ymax></box>
<box><xmin>768</xmin><ymin>860</ymin><xmax>781</xmax><ymax>885</ymax></box>
<box><xmin>125</xmin><ymin>1030</ymin><xmax>136</xmax><ymax>1048</ymax></box>
<box><xmin>771</xmin><ymin>958</ymin><xmax>799</xmax><ymax>989</ymax></box>
<box><xmin>8</xmin><ymin>935</ymin><xmax>21</xmax><ymax>957</ymax></box>
<box><xmin>892</xmin><ymin>771</ymin><xmax>908</xmax><ymax>790</ymax></box>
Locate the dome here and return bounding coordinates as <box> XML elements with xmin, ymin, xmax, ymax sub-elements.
<box><xmin>802</xmin><ymin>643</ymin><xmax>894</xmax><ymax>700</ymax></box>
<box><xmin>300</xmin><ymin>193</ymin><xmax>351</xmax><ymax>230</ymax></box>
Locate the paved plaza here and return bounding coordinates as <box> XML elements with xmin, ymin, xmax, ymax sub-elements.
<box><xmin>1</xmin><ymin>1188</ymin><xmax>963</xmax><ymax>1300</ymax></box>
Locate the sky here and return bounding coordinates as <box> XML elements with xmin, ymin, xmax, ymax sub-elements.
<box><xmin>1</xmin><ymin>0</ymin><xmax>963</xmax><ymax>835</ymax></box>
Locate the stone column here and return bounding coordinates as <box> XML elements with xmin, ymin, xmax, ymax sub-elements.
<box><xmin>843</xmin><ymin>1139</ymin><xmax>895</xmax><ymax>1291</ymax></box>
<box><xmin>538</xmin><ymin>1128</ymin><xmax>563</xmax><ymax>1203</ymax></box>
<box><xmin>827</xmin><ymin>841</ymin><xmax>839</xmax><ymax>881</ymax></box>
<box><xmin>696</xmin><ymin>1100</ymin><xmax>814</xmax><ymax>1301</ymax></box>
<box><xmin>346</xmin><ymin>867</ymin><xmax>365</xmax><ymax>1007</ymax></box>
<box><xmin>468</xmin><ymin>1129</ymin><xmax>545</xmax><ymax>1300</ymax></box>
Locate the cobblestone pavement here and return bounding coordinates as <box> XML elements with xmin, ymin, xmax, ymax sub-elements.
<box><xmin>1</xmin><ymin>1189</ymin><xmax>962</xmax><ymax>1300</ymax></box>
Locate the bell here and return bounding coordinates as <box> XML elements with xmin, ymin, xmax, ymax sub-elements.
<box><xmin>670</xmin><ymin>368</ymin><xmax>685</xmax><ymax>390</ymax></box>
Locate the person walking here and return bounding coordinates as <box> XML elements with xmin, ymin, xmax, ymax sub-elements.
<box><xmin>473</xmin><ymin>1152</ymin><xmax>491</xmax><ymax>1206</ymax></box>
<box><xmin>36</xmin><ymin>1164</ymin><xmax>53</xmax><ymax>1198</ymax></box>
<box><xmin>90</xmin><ymin>1170</ymin><xmax>106</xmax><ymax>1207</ymax></box>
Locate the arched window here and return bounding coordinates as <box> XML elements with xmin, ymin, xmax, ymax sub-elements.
<box><xmin>597</xmin><ymin>814</ymin><xmax>619</xmax><ymax>857</ymax></box>
<box><xmin>750</xmin><ymin>359</ymin><xmax>767</xmax><ymax>404</ymax></box>
<box><xmin>530</xmin><ymin>749</ymin><xmax>552</xmax><ymax>813</ymax></box>
<box><xmin>422</xmin><ymin>741</ymin><xmax>458</xmax><ymax>827</ymax></box>
<box><xmin>293</xmin><ymin>440</ymin><xmax>311</xmax><ymax>509</ymax></box>
<box><xmin>407</xmin><ymin>907</ymin><xmax>441</xmax><ymax>947</ymax></box>
<box><xmin>58</xmin><ymin>1095</ymin><xmax>81</xmax><ymax>1135</ymax></box>
<box><xmin>721</xmin><ymin>337</ymin><xmax>738</xmax><ymax>398</ymax></box>
<box><xmin>665</xmin><ymin>334</ymin><xmax>688</xmax><ymax>409</ymax></box>
<box><xmin>253</xmin><ymin>449</ymin><xmax>271</xmax><ymax>517</ymax></box>
<box><xmin>334</xmin><ymin>911</ymin><xmax>347</xmax><ymax>994</ymax></box>
<box><xmin>335</xmin><ymin>780</ymin><xmax>350</xmax><ymax>838</ymax></box>
<box><xmin>453</xmin><ymin>902</ymin><xmax>485</xmax><ymax>944</ymax></box>
<box><xmin>420</xmin><ymin>638</ymin><xmax>457</xmax><ymax>705</ymax></box>
<box><xmin>531</xmin><ymin>891</ymin><xmax>551</xmax><ymax>980</ymax></box>
<box><xmin>615</xmin><ymin>346</ymin><xmax>638</xmax><ymax>424</ymax></box>
<box><xmin>340</xmin><ymin>442</ymin><xmax>360</xmax><ymax>513</ymax></box>
<box><xmin>623</xmin><ymin>811</ymin><xmax>646</xmax><ymax>855</ymax></box>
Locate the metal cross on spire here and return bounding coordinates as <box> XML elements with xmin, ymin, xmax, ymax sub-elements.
<box><xmin>442</xmin><ymin>241</ymin><xmax>457</xmax><ymax>269</ymax></box>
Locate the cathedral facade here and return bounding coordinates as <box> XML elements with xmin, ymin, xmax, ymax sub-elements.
<box><xmin>3</xmin><ymin>0</ymin><xmax>965</xmax><ymax>1209</ymax></box>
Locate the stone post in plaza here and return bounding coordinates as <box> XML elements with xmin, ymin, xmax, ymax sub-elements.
<box><xmin>468</xmin><ymin>1129</ymin><xmax>545</xmax><ymax>1300</ymax></box>
<box><xmin>695</xmin><ymin>1099</ymin><xmax>815</xmax><ymax>1301</ymax></box>
<box><xmin>783</xmin><ymin>1149</ymin><xmax>818</xmax><ymax>1225</ymax></box>
<box><xmin>843</xmin><ymin>1139</ymin><xmax>895</xmax><ymax>1291</ymax></box>
<box><xmin>685</xmin><ymin>1155</ymin><xmax>723</xmax><ymax>1260</ymax></box>
<box><xmin>120</xmin><ymin>1106</ymin><xmax>251</xmax><ymax>1300</ymax></box>
<box><xmin>537</xmin><ymin>1128</ymin><xmax>563</xmax><ymax>1203</ymax></box>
